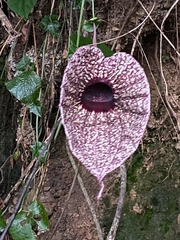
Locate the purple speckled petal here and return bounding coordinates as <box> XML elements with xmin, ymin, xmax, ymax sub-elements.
<box><xmin>60</xmin><ymin>45</ymin><xmax>150</xmax><ymax>184</ymax></box>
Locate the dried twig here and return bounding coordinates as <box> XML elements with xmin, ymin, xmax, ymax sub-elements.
<box><xmin>0</xmin><ymin>8</ymin><xmax>18</xmax><ymax>36</ymax></box>
<box><xmin>131</xmin><ymin>21</ymin><xmax>146</xmax><ymax>56</ymax></box>
<box><xmin>2</xmin><ymin>158</ymin><xmax>36</xmax><ymax>208</ymax></box>
<box><xmin>158</xmin><ymin>0</ymin><xmax>180</xmax><ymax>130</ymax></box>
<box><xmin>0</xmin><ymin>8</ymin><xmax>21</xmax><ymax>55</ymax></box>
<box><xmin>96</xmin><ymin>1</ymin><xmax>155</xmax><ymax>46</ymax></box>
<box><xmin>159</xmin><ymin>0</ymin><xmax>179</xmax><ymax>97</ymax></box>
<box><xmin>111</xmin><ymin>1</ymin><xmax>138</xmax><ymax>51</ymax></box>
<box><xmin>106</xmin><ymin>164</ymin><xmax>127</xmax><ymax>240</ymax></box>
<box><xmin>133</xmin><ymin>32</ymin><xmax>178</xmax><ymax>136</ymax></box>
<box><xmin>137</xmin><ymin>0</ymin><xmax>180</xmax><ymax>58</ymax></box>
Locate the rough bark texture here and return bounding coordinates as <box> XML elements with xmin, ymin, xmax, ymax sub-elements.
<box><xmin>0</xmin><ymin>75</ymin><xmax>18</xmax><ymax>198</ymax></box>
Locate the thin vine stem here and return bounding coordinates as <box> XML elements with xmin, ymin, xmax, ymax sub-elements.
<box><xmin>76</xmin><ymin>0</ymin><xmax>85</xmax><ymax>47</ymax></box>
<box><xmin>92</xmin><ymin>0</ymin><xmax>95</xmax><ymax>19</ymax></box>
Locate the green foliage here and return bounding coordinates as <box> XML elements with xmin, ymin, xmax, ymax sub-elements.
<box><xmin>13</xmin><ymin>150</ymin><xmax>20</xmax><ymax>161</ymax></box>
<box><xmin>9</xmin><ymin>211</ymin><xmax>36</xmax><ymax>240</ymax></box>
<box><xmin>162</xmin><ymin>55</ymin><xmax>169</xmax><ymax>63</ymax></box>
<box><xmin>69</xmin><ymin>34</ymin><xmax>114</xmax><ymax>58</ymax></box>
<box><xmin>28</xmin><ymin>201</ymin><xmax>49</xmax><ymax>232</ymax></box>
<box><xmin>0</xmin><ymin>211</ymin><xmax>6</xmax><ymax>232</ymax></box>
<box><xmin>31</xmin><ymin>141</ymin><xmax>47</xmax><ymax>163</ymax></box>
<box><xmin>127</xmin><ymin>151</ymin><xmax>144</xmax><ymax>183</ymax></box>
<box><xmin>40</xmin><ymin>15</ymin><xmax>60</xmax><ymax>38</ymax></box>
<box><xmin>16</xmin><ymin>55</ymin><xmax>31</xmax><ymax>71</ymax></box>
<box><xmin>7</xmin><ymin>200</ymin><xmax>49</xmax><ymax>240</ymax></box>
<box><xmin>7</xmin><ymin>0</ymin><xmax>37</xmax><ymax>20</ymax></box>
<box><xmin>83</xmin><ymin>17</ymin><xmax>101</xmax><ymax>33</ymax></box>
<box><xmin>5</xmin><ymin>71</ymin><xmax>40</xmax><ymax>103</ymax></box>
<box><xmin>5</xmin><ymin>56</ymin><xmax>42</xmax><ymax>116</ymax></box>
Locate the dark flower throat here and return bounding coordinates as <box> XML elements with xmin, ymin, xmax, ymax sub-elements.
<box><xmin>81</xmin><ymin>82</ymin><xmax>114</xmax><ymax>112</ymax></box>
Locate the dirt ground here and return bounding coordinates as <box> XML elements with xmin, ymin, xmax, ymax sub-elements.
<box><xmin>1</xmin><ymin>0</ymin><xmax>180</xmax><ymax>239</ymax></box>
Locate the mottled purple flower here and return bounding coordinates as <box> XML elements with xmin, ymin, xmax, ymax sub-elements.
<box><xmin>60</xmin><ymin>45</ymin><xmax>150</xmax><ymax>195</ymax></box>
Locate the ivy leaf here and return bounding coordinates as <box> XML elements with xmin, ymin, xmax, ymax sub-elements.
<box><xmin>68</xmin><ymin>34</ymin><xmax>91</xmax><ymax>58</ymax></box>
<box><xmin>7</xmin><ymin>0</ymin><xmax>37</xmax><ymax>20</ymax></box>
<box><xmin>83</xmin><ymin>17</ymin><xmax>101</xmax><ymax>33</ymax></box>
<box><xmin>40</xmin><ymin>15</ymin><xmax>60</xmax><ymax>38</ymax></box>
<box><xmin>97</xmin><ymin>44</ymin><xmax>114</xmax><ymax>58</ymax></box>
<box><xmin>27</xmin><ymin>101</ymin><xmax>42</xmax><ymax>117</ymax></box>
<box><xmin>5</xmin><ymin>70</ymin><xmax>42</xmax><ymax>116</ymax></box>
<box><xmin>9</xmin><ymin>211</ymin><xmax>36</xmax><ymax>240</ymax></box>
<box><xmin>28</xmin><ymin>200</ymin><xmax>49</xmax><ymax>232</ymax></box>
<box><xmin>5</xmin><ymin>71</ymin><xmax>41</xmax><ymax>103</ymax></box>
<box><xmin>31</xmin><ymin>141</ymin><xmax>44</xmax><ymax>158</ymax></box>
<box><xmin>83</xmin><ymin>20</ymin><xmax>94</xmax><ymax>33</ymax></box>
<box><xmin>31</xmin><ymin>141</ymin><xmax>47</xmax><ymax>163</ymax></box>
<box><xmin>16</xmin><ymin>55</ymin><xmax>31</xmax><ymax>71</ymax></box>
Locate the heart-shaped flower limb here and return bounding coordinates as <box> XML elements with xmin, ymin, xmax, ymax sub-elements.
<box><xmin>60</xmin><ymin>45</ymin><xmax>150</xmax><ymax>198</ymax></box>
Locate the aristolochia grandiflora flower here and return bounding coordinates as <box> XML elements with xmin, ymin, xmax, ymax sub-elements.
<box><xmin>60</xmin><ymin>45</ymin><xmax>150</xmax><ymax>198</ymax></box>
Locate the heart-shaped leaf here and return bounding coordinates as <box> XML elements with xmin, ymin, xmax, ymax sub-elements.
<box><xmin>6</xmin><ymin>70</ymin><xmax>42</xmax><ymax>116</ymax></box>
<box><xmin>9</xmin><ymin>211</ymin><xmax>36</xmax><ymax>240</ymax></box>
<box><xmin>28</xmin><ymin>200</ymin><xmax>49</xmax><ymax>232</ymax></box>
<box><xmin>7</xmin><ymin>0</ymin><xmax>37</xmax><ymax>20</ymax></box>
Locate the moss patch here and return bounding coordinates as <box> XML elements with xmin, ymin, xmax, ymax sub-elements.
<box><xmin>101</xmin><ymin>135</ymin><xmax>180</xmax><ymax>239</ymax></box>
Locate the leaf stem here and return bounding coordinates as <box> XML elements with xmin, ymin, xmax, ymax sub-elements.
<box><xmin>76</xmin><ymin>0</ymin><xmax>85</xmax><ymax>48</ymax></box>
<box><xmin>92</xmin><ymin>0</ymin><xmax>95</xmax><ymax>18</ymax></box>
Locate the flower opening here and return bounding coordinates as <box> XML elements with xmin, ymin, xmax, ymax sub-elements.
<box><xmin>81</xmin><ymin>81</ymin><xmax>114</xmax><ymax>112</ymax></box>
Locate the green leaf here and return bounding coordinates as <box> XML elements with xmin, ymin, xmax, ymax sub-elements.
<box><xmin>9</xmin><ymin>211</ymin><xmax>36</xmax><ymax>240</ymax></box>
<box><xmin>40</xmin><ymin>15</ymin><xmax>60</xmax><ymax>38</ymax></box>
<box><xmin>13</xmin><ymin>149</ymin><xmax>21</xmax><ymax>160</ymax></box>
<box><xmin>16</xmin><ymin>56</ymin><xmax>31</xmax><ymax>71</ymax></box>
<box><xmin>28</xmin><ymin>201</ymin><xmax>49</xmax><ymax>232</ymax></box>
<box><xmin>83</xmin><ymin>20</ymin><xmax>94</xmax><ymax>33</ymax></box>
<box><xmin>68</xmin><ymin>34</ymin><xmax>91</xmax><ymax>58</ymax></box>
<box><xmin>7</xmin><ymin>0</ymin><xmax>37</xmax><ymax>20</ymax></box>
<box><xmin>162</xmin><ymin>55</ymin><xmax>169</xmax><ymax>63</ymax></box>
<box><xmin>0</xmin><ymin>213</ymin><xmax>6</xmax><ymax>232</ymax></box>
<box><xmin>69</xmin><ymin>34</ymin><xmax>114</xmax><ymax>58</ymax></box>
<box><xmin>5</xmin><ymin>70</ymin><xmax>42</xmax><ymax>116</ymax></box>
<box><xmin>97</xmin><ymin>44</ymin><xmax>114</xmax><ymax>58</ymax></box>
<box><xmin>27</xmin><ymin>101</ymin><xmax>42</xmax><ymax>117</ymax></box>
<box><xmin>83</xmin><ymin>17</ymin><xmax>101</xmax><ymax>32</ymax></box>
<box><xmin>5</xmin><ymin>71</ymin><xmax>41</xmax><ymax>103</ymax></box>
<box><xmin>31</xmin><ymin>141</ymin><xmax>43</xmax><ymax>158</ymax></box>
<box><xmin>70</xmin><ymin>34</ymin><xmax>92</xmax><ymax>46</ymax></box>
